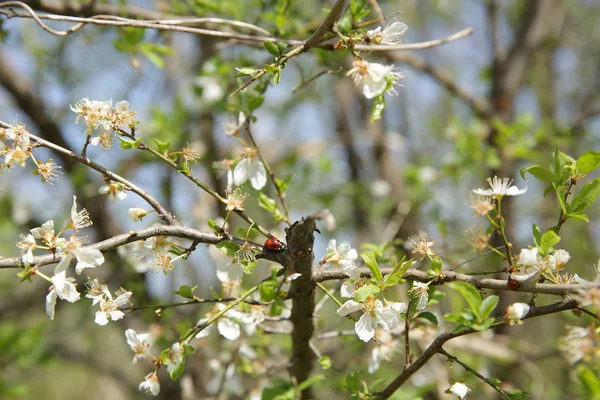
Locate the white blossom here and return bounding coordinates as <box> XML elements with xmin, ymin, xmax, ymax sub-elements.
<box><xmin>16</xmin><ymin>233</ymin><xmax>36</xmax><ymax>265</ymax></box>
<box><xmin>518</xmin><ymin>248</ymin><xmax>539</xmax><ymax>267</ymax></box>
<box><xmin>69</xmin><ymin>196</ymin><xmax>93</xmax><ymax>231</ymax></box>
<box><xmin>505</xmin><ymin>302</ymin><xmax>530</xmax><ymax>325</ymax></box>
<box><xmin>166</xmin><ymin>342</ymin><xmax>185</xmax><ymax>373</ymax></box>
<box><xmin>125</xmin><ymin>329</ymin><xmax>153</xmax><ymax>364</ymax></box>
<box><xmin>410</xmin><ymin>281</ymin><xmax>429</xmax><ymax>310</ymax></box>
<box><xmin>217</xmin><ymin>259</ymin><xmax>243</xmax><ymax>283</ymax></box>
<box><xmin>336</xmin><ymin>299</ymin><xmax>404</xmax><ymax>342</ymax></box>
<box><xmin>346</xmin><ymin>60</ymin><xmax>404</xmax><ymax>99</ymax></box>
<box><xmin>473</xmin><ymin>176</ymin><xmax>527</xmax><ymax>198</ymax></box>
<box><xmin>128</xmin><ymin>207</ymin><xmax>149</xmax><ymax>222</ymax></box>
<box><xmin>55</xmin><ymin>235</ymin><xmax>105</xmax><ymax>275</ymax></box>
<box><xmin>323</xmin><ymin>239</ymin><xmax>360</xmax><ymax>280</ymax></box>
<box><xmin>365</xmin><ymin>21</ymin><xmax>408</xmax><ymax>45</ymax></box>
<box><xmin>139</xmin><ymin>372</ymin><xmax>160</xmax><ymax>396</ymax></box>
<box><xmin>99</xmin><ymin>181</ymin><xmax>127</xmax><ymax>202</ymax></box>
<box><xmin>448</xmin><ymin>381</ymin><xmax>470</xmax><ymax>399</ymax></box>
<box><xmin>233</xmin><ymin>148</ymin><xmax>266</xmax><ymax>190</ymax></box>
<box><xmin>552</xmin><ymin>249</ymin><xmax>571</xmax><ymax>270</ymax></box>
<box><xmin>223</xmin><ymin>112</ymin><xmax>246</xmax><ymax>136</ymax></box>
<box><xmin>46</xmin><ymin>271</ymin><xmax>81</xmax><ymax>320</ymax></box>
<box><xmin>94</xmin><ymin>289</ymin><xmax>132</xmax><ymax>326</ymax></box>
<box><xmin>31</xmin><ymin>220</ymin><xmax>56</xmax><ymax>245</ymax></box>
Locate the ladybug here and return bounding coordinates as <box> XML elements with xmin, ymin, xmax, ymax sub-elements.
<box><xmin>263</xmin><ymin>237</ymin><xmax>285</xmax><ymax>252</ymax></box>
<box><xmin>507</xmin><ymin>276</ymin><xmax>520</xmax><ymax>291</ymax></box>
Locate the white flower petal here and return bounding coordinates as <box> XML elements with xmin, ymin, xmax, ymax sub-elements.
<box><xmin>233</xmin><ymin>158</ymin><xmax>250</xmax><ymax>186</ymax></box>
<box><xmin>355</xmin><ymin>312</ymin><xmax>375</xmax><ymax>342</ymax></box>
<box><xmin>336</xmin><ymin>300</ymin><xmax>363</xmax><ymax>316</ymax></box>
<box><xmin>95</xmin><ymin>311</ymin><xmax>109</xmax><ymax>326</ymax></box>
<box><xmin>218</xmin><ymin>318</ymin><xmax>240</xmax><ymax>340</ymax></box>
<box><xmin>46</xmin><ymin>289</ymin><xmax>57</xmax><ymax>320</ymax></box>
<box><xmin>249</xmin><ymin>159</ymin><xmax>267</xmax><ymax>190</ymax></box>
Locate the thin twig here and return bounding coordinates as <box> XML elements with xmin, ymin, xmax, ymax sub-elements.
<box><xmin>439</xmin><ymin>349</ymin><xmax>511</xmax><ymax>399</ymax></box>
<box><xmin>0</xmin><ymin>120</ymin><xmax>177</xmax><ymax>225</ymax></box>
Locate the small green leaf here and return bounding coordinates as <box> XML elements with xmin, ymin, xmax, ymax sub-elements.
<box><xmin>118</xmin><ymin>136</ymin><xmax>142</xmax><ymax>149</ymax></box>
<box><xmin>447</xmin><ymin>282</ymin><xmax>482</xmax><ymax>319</ymax></box>
<box><xmin>263</xmin><ymin>40</ymin><xmax>281</xmax><ymax>56</ymax></box>
<box><xmin>344</xmin><ymin>371</ymin><xmax>361</xmax><ymax>393</ymax></box>
<box><xmin>479</xmin><ymin>295</ymin><xmax>499</xmax><ymax>319</ymax></box>
<box><xmin>247</xmin><ymin>95</ymin><xmax>265</xmax><ymax>112</ymax></box>
<box><xmin>270</xmin><ymin>298</ymin><xmax>284</xmax><ymax>316</ymax></box>
<box><xmin>207</xmin><ymin>219</ymin><xmax>220</xmax><ymax>234</ymax></box>
<box><xmin>519</xmin><ymin>165</ymin><xmax>556</xmax><ymax>182</ymax></box>
<box><xmin>173</xmin><ymin>285</ymin><xmax>197</xmax><ymax>299</ymax></box>
<box><xmin>370</xmin><ymin>95</ymin><xmax>385</xmax><ymax>122</ymax></box>
<box><xmin>259</xmin><ymin>279</ymin><xmax>279</xmax><ymax>302</ymax></box>
<box><xmin>576</xmin><ymin>151</ymin><xmax>600</xmax><ymax>174</ymax></box>
<box><xmin>354</xmin><ymin>284</ymin><xmax>380</xmax><ymax>302</ymax></box>
<box><xmin>507</xmin><ymin>389</ymin><xmax>531</xmax><ymax>399</ymax></box>
<box><xmin>318</xmin><ymin>356</ymin><xmax>332</xmax><ymax>370</ymax></box>
<box><xmin>169</xmin><ymin>360</ymin><xmax>185</xmax><ymax>380</ymax></box>
<box><xmin>540</xmin><ymin>230</ymin><xmax>561</xmax><ymax>253</ymax></box>
<box><xmin>215</xmin><ymin>241</ymin><xmax>240</xmax><ymax>257</ymax></box>
<box><xmin>415</xmin><ymin>311</ymin><xmax>438</xmax><ymax>325</ymax></box>
<box><xmin>151</xmin><ymin>137</ymin><xmax>171</xmax><ymax>154</ymax></box>
<box><xmin>183</xmin><ymin>344</ymin><xmax>195</xmax><ymax>356</ymax></box>
<box><xmin>235</xmin><ymin>67</ymin><xmax>259</xmax><ymax>76</ymax></box>
<box><xmin>532</xmin><ymin>223</ymin><xmax>542</xmax><ymax>248</ymax></box>
<box><xmin>360</xmin><ymin>251</ymin><xmax>382</xmax><ymax>282</ymax></box>
<box><xmin>242</xmin><ymin>260</ymin><xmax>258</xmax><ymax>274</ymax></box>
<box><xmin>566</xmin><ymin>212</ymin><xmax>589</xmax><ymax>222</ymax></box>
<box><xmin>382</xmin><ymin>258</ymin><xmax>415</xmax><ymax>287</ymax></box>
<box><xmin>430</xmin><ymin>256</ymin><xmax>443</xmax><ymax>274</ymax></box>
<box><xmin>258</xmin><ymin>192</ymin><xmax>278</xmax><ymax>213</ymax></box>
<box><xmin>570</xmin><ymin>178</ymin><xmax>600</xmax><ymax>213</ymax></box>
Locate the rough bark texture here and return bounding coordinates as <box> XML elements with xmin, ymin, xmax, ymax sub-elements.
<box><xmin>286</xmin><ymin>217</ymin><xmax>318</xmax><ymax>399</ymax></box>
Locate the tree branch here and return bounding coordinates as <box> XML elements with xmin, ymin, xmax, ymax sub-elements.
<box><xmin>374</xmin><ymin>299</ymin><xmax>579</xmax><ymax>399</ymax></box>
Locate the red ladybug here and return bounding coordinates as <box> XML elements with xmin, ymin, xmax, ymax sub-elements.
<box><xmin>507</xmin><ymin>276</ymin><xmax>520</xmax><ymax>291</ymax></box>
<box><xmin>264</xmin><ymin>237</ymin><xmax>285</xmax><ymax>251</ymax></box>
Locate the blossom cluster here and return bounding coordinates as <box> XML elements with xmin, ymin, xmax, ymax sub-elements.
<box><xmin>70</xmin><ymin>98</ymin><xmax>136</xmax><ymax>149</ymax></box>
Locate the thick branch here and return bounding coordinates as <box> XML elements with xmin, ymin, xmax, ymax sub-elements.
<box><xmin>287</xmin><ymin>217</ymin><xmax>318</xmax><ymax>398</ymax></box>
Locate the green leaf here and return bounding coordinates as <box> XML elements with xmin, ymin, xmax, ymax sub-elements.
<box><xmin>169</xmin><ymin>360</ymin><xmax>185</xmax><ymax>380</ymax></box>
<box><xmin>430</xmin><ymin>256</ymin><xmax>443</xmax><ymax>274</ymax></box>
<box><xmin>263</xmin><ymin>40</ymin><xmax>281</xmax><ymax>56</ymax></box>
<box><xmin>447</xmin><ymin>282</ymin><xmax>482</xmax><ymax>319</ymax></box>
<box><xmin>576</xmin><ymin>151</ymin><xmax>600</xmax><ymax>174</ymax></box>
<box><xmin>540</xmin><ymin>230</ymin><xmax>561</xmax><ymax>253</ymax></box>
<box><xmin>519</xmin><ymin>165</ymin><xmax>556</xmax><ymax>182</ymax></box>
<box><xmin>479</xmin><ymin>295</ymin><xmax>499</xmax><ymax>319</ymax></box>
<box><xmin>471</xmin><ymin>317</ymin><xmax>495</xmax><ymax>331</ymax></box>
<box><xmin>531</xmin><ymin>223</ymin><xmax>542</xmax><ymax>248</ymax></box>
<box><xmin>318</xmin><ymin>356</ymin><xmax>332</xmax><ymax>370</ymax></box>
<box><xmin>259</xmin><ymin>279</ymin><xmax>279</xmax><ymax>302</ymax></box>
<box><xmin>370</xmin><ymin>95</ymin><xmax>385</xmax><ymax>122</ymax></box>
<box><xmin>270</xmin><ymin>299</ymin><xmax>284</xmax><ymax>316</ymax></box>
<box><xmin>258</xmin><ymin>192</ymin><xmax>278</xmax><ymax>213</ymax></box>
<box><xmin>183</xmin><ymin>344</ymin><xmax>195</xmax><ymax>356</ymax></box>
<box><xmin>242</xmin><ymin>260</ymin><xmax>258</xmax><ymax>274</ymax></box>
<box><xmin>207</xmin><ymin>219</ymin><xmax>220</xmax><ymax>234</ymax></box>
<box><xmin>247</xmin><ymin>95</ymin><xmax>265</xmax><ymax>112</ymax></box>
<box><xmin>360</xmin><ymin>251</ymin><xmax>382</xmax><ymax>282</ymax></box>
<box><xmin>118</xmin><ymin>136</ymin><xmax>142</xmax><ymax>149</ymax></box>
<box><xmin>570</xmin><ymin>178</ymin><xmax>600</xmax><ymax>213</ymax></box>
<box><xmin>235</xmin><ymin>67</ymin><xmax>259</xmax><ymax>76</ymax></box>
<box><xmin>507</xmin><ymin>389</ymin><xmax>531</xmax><ymax>399</ymax></box>
<box><xmin>298</xmin><ymin>374</ymin><xmax>325</xmax><ymax>391</ymax></box>
<box><xmin>173</xmin><ymin>285</ymin><xmax>197</xmax><ymax>299</ymax></box>
<box><xmin>382</xmin><ymin>258</ymin><xmax>415</xmax><ymax>287</ymax></box>
<box><xmin>215</xmin><ymin>241</ymin><xmax>240</xmax><ymax>257</ymax></box>
<box><xmin>354</xmin><ymin>284</ymin><xmax>380</xmax><ymax>302</ymax></box>
<box><xmin>577</xmin><ymin>365</ymin><xmax>600</xmax><ymax>394</ymax></box>
<box><xmin>344</xmin><ymin>371</ymin><xmax>361</xmax><ymax>393</ymax></box>
<box><xmin>152</xmin><ymin>137</ymin><xmax>171</xmax><ymax>154</ymax></box>
<box><xmin>415</xmin><ymin>311</ymin><xmax>438</xmax><ymax>325</ymax></box>
<box><xmin>566</xmin><ymin>212</ymin><xmax>589</xmax><ymax>222</ymax></box>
